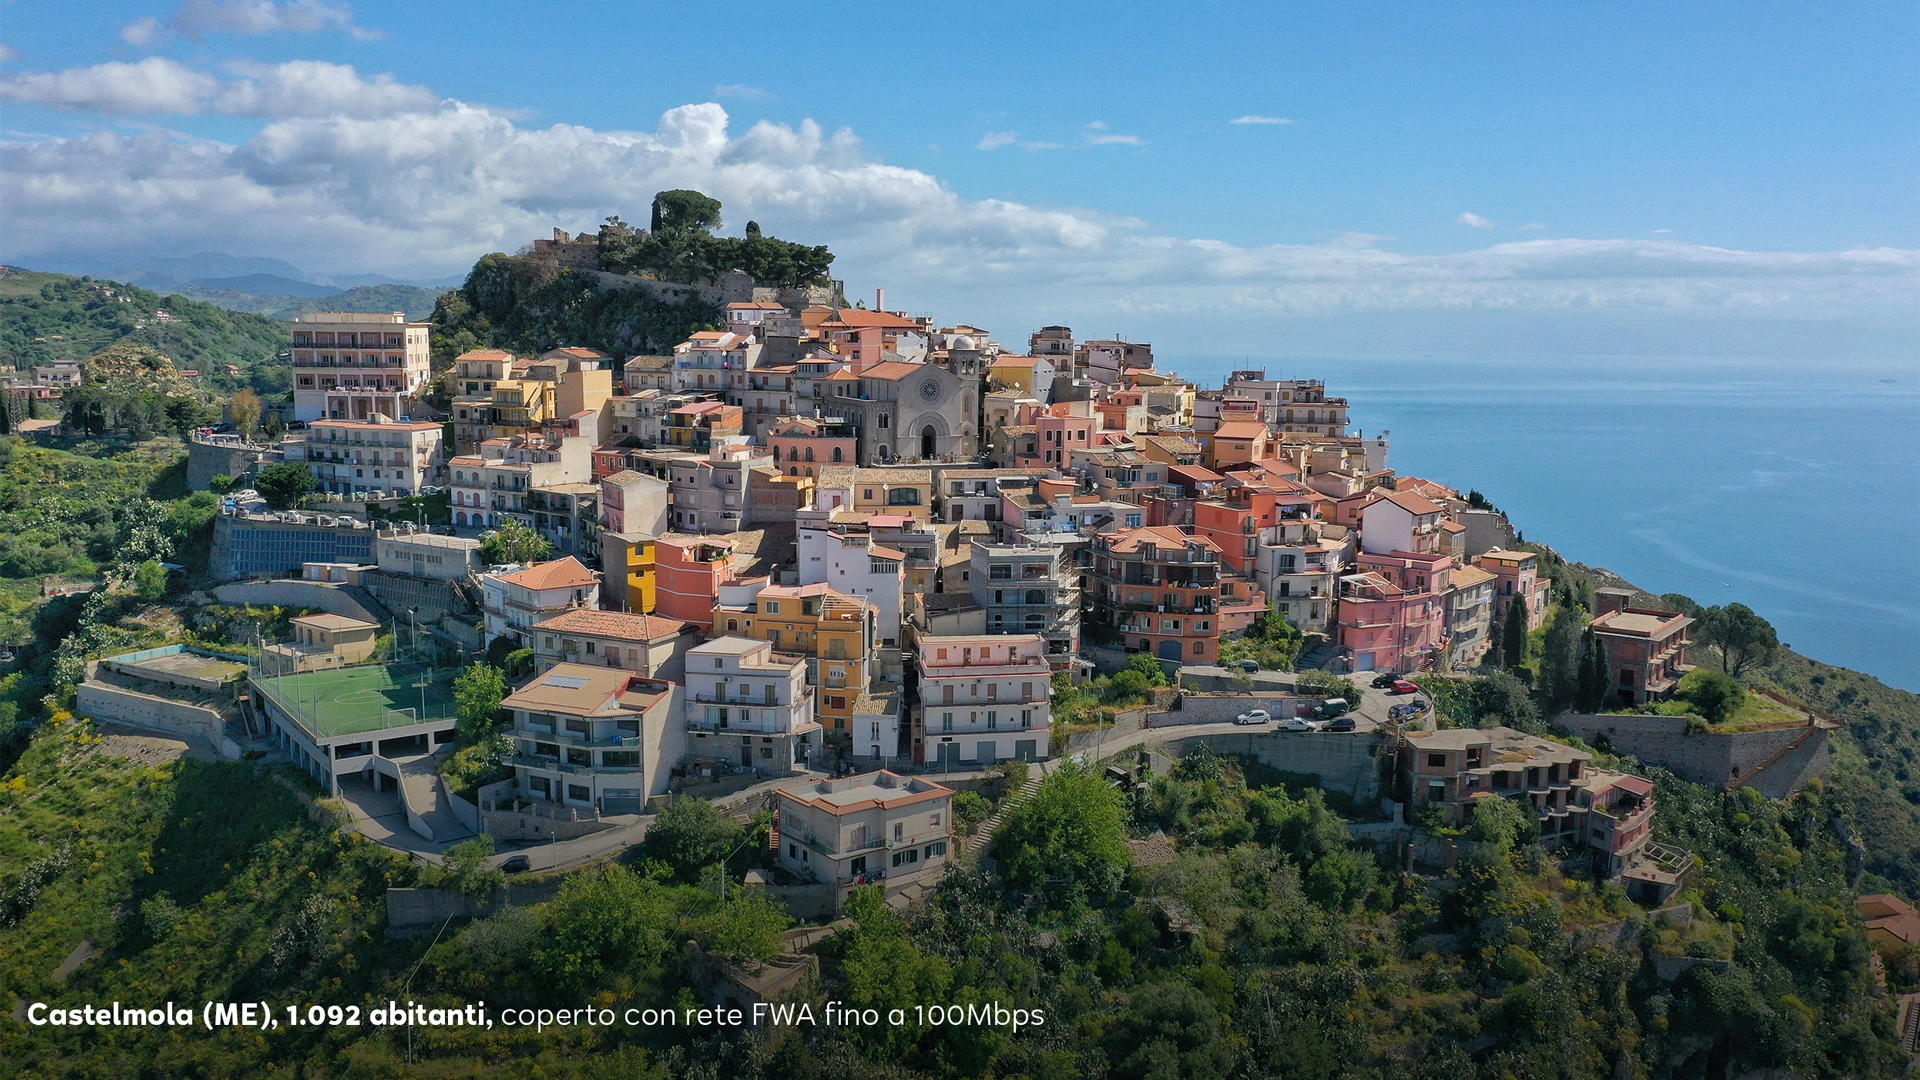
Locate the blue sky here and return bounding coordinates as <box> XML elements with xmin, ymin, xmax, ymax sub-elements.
<box><xmin>2</xmin><ymin>1</ymin><xmax>1916</xmax><ymax>358</ymax></box>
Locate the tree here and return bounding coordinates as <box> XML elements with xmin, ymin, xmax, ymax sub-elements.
<box><xmin>1472</xmin><ymin>670</ymin><xmax>1543</xmax><ymax>732</ymax></box>
<box><xmin>1676</xmin><ymin>668</ymin><xmax>1744</xmax><ymax>726</ymax></box>
<box><xmin>452</xmin><ymin>662</ymin><xmax>509</xmax><ymax>744</ymax></box>
<box><xmin>536</xmin><ymin>866</ymin><xmax>673</xmax><ymax>996</ymax></box>
<box><xmin>229</xmin><ymin>388</ymin><xmax>262</xmax><ymax>438</ymax></box>
<box><xmin>254</xmin><ymin>462</ymin><xmax>315</xmax><ymax>510</ymax></box>
<box><xmin>1539</xmin><ymin>607</ymin><xmax>1582</xmax><ymax>713</ymax></box>
<box><xmin>994</xmin><ymin>761</ymin><xmax>1131</xmax><ymax>905</ymax></box>
<box><xmin>639</xmin><ymin>797</ymin><xmax>743</xmax><ymax>883</ymax></box>
<box><xmin>1126</xmin><ymin>653</ymin><xmax>1169</xmax><ymax>687</ymax></box>
<box><xmin>435</xmin><ymin>836</ymin><xmax>505</xmax><ymax>901</ymax></box>
<box><xmin>1500</xmin><ymin>595</ymin><xmax>1530</xmax><ymax>672</ymax></box>
<box><xmin>1574</xmin><ymin>625</ymin><xmax>1610</xmax><ymax>713</ymax></box>
<box><xmin>132</xmin><ymin>559</ymin><xmax>169</xmax><ymax>601</ymax></box>
<box><xmin>650</xmin><ymin>189</ymin><xmax>723</xmax><ymax>234</ymax></box>
<box><xmin>1697</xmin><ymin>603</ymin><xmax>1779</xmax><ymax>676</ymax></box>
<box><xmin>696</xmin><ymin>888</ymin><xmax>792</xmax><ymax>965</ymax></box>
<box><xmin>479</xmin><ymin>518</ymin><xmax>551</xmax><ymax>566</ymax></box>
<box><xmin>207</xmin><ymin>474</ymin><xmax>238</xmax><ymax>494</ymax></box>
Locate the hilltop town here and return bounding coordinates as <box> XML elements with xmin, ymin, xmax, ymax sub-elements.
<box><xmin>2</xmin><ymin>209</ymin><xmax>1909</xmax><ymax>1077</ymax></box>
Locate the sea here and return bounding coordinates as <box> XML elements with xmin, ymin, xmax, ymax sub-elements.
<box><xmin>1173</xmin><ymin>355</ymin><xmax>1920</xmax><ymax>692</ymax></box>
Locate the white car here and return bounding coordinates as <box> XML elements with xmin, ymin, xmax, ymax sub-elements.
<box><xmin>1277</xmin><ymin>717</ymin><xmax>1317</xmax><ymax>732</ymax></box>
<box><xmin>1234</xmin><ymin>709</ymin><xmax>1271</xmax><ymax>725</ymax></box>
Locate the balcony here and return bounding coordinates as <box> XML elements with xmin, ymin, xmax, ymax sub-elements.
<box><xmin>510</xmin><ymin>754</ymin><xmax>641</xmax><ymax>775</ymax></box>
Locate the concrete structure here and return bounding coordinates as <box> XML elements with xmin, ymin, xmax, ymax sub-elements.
<box><xmin>187</xmin><ymin>433</ymin><xmax>271</xmax><ymax>491</ymax></box>
<box><xmin>914</xmin><ymin>634</ymin><xmax>1052</xmax><ymax>767</ymax></box>
<box><xmin>600</xmin><ymin>532</ymin><xmax>659</xmax><ymax>614</ymax></box>
<box><xmin>209</xmin><ymin>510</ymin><xmax>378</xmax><ymax>583</ymax></box>
<box><xmin>375</xmin><ymin>531</ymin><xmax>483</xmax><ymax>581</ymax></box>
<box><xmin>684</xmin><ymin>637</ymin><xmax>821</xmax><ymax>774</ymax></box>
<box><xmin>600</xmin><ymin>470</ymin><xmax>671</xmax><ymax>536</ymax></box>
<box><xmin>1360</xmin><ymin>489</ymin><xmax>1444</xmax><ymax>557</ymax></box>
<box><xmin>1336</xmin><ymin>569</ymin><xmax>1445</xmax><ymax>674</ymax></box>
<box><xmin>1085</xmin><ymin>526</ymin><xmax>1224</xmax><ymax>664</ymax></box>
<box><xmin>774</xmin><ymin>771</ymin><xmax>952</xmax><ymax>911</ymax></box>
<box><xmin>449</xmin><ymin>432</ymin><xmax>592</xmax><ymax>531</ymax></box>
<box><xmin>969</xmin><ymin>540</ymin><xmax>1080</xmax><ymax>666</ymax></box>
<box><xmin>527</xmin><ymin>482</ymin><xmax>599</xmax><ymax>559</ymax></box>
<box><xmin>1443</xmin><ymin>564</ymin><xmax>1498</xmax><ymax>670</ymax></box>
<box><xmin>289</xmin><ymin>312</ymin><xmax>431</xmax><ymax>423</ymax></box>
<box><xmin>283</xmin><ymin>416</ymin><xmax>444</xmax><ymax>497</ymax></box>
<box><xmin>1251</xmin><ymin>516</ymin><xmax>1351</xmax><ymax>634</ymax></box>
<box><xmin>479</xmin><ymin>557</ymin><xmax>601</xmax><ymax>646</ymax></box>
<box><xmin>1589</xmin><ymin>590</ymin><xmax>1696</xmax><ymax>705</ymax></box>
<box><xmin>530</xmin><ymin>608</ymin><xmax>699</xmax><ymax>683</ymax></box>
<box><xmin>1556</xmin><ymin>711</ymin><xmax>1833</xmax><ymax>799</ymax></box>
<box><xmin>668</xmin><ymin>439</ymin><xmax>773</xmax><ymax>533</ymax></box>
<box><xmin>503</xmin><ymin>663</ymin><xmax>684</xmax><ymax>809</ymax></box>
<box><xmin>1478</xmin><ymin>549</ymin><xmax>1550</xmax><ymax>632</ymax></box>
<box><xmin>797</xmin><ymin>516</ymin><xmax>907</xmax><ymax>648</ymax></box>
<box><xmin>817</xmin><ymin>352</ymin><xmax>982</xmax><ymax>465</ymax></box>
<box><xmin>766</xmin><ymin>415</ymin><xmax>858</xmax><ymax>478</ymax></box>
<box><xmin>653</xmin><ymin>534</ymin><xmax>740</xmax><ymax>631</ymax></box>
<box><xmin>1858</xmin><ymin>895</ymin><xmax>1920</xmax><ymax>958</ymax></box>
<box><xmin>261</xmin><ymin>613</ymin><xmax>380</xmax><ymax>673</ymax></box>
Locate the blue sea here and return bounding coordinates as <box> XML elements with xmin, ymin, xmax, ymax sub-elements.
<box><xmin>1175</xmin><ymin>356</ymin><xmax>1920</xmax><ymax>691</ymax></box>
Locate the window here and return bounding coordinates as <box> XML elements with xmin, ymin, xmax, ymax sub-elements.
<box><xmin>925</xmin><ymin>841</ymin><xmax>947</xmax><ymax>859</ymax></box>
<box><xmin>891</xmin><ymin>849</ymin><xmax>919</xmax><ymax>867</ymax></box>
<box><xmin>893</xmin><ymin>822</ymin><xmax>904</xmax><ymax>842</ymax></box>
<box><xmin>942</xmin><ymin>712</ymin><xmax>953</xmax><ymax>731</ymax></box>
<box><xmin>1427</xmin><ymin>753</ymin><xmax>1447</xmax><ymax>768</ymax></box>
<box><xmin>929</xmin><ymin>812</ymin><xmax>942</xmax><ymax>826</ymax></box>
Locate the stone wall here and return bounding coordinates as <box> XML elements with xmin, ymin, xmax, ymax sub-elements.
<box><xmin>187</xmin><ymin>439</ymin><xmax>268</xmax><ymax>491</ymax></box>
<box><xmin>359</xmin><ymin>570</ymin><xmax>469</xmax><ymax>623</ymax></box>
<box><xmin>76</xmin><ymin>681</ymin><xmax>240</xmax><ymax>759</ymax></box>
<box><xmin>1060</xmin><ymin>707</ymin><xmax>1149</xmax><ymax>755</ymax></box>
<box><xmin>1556</xmin><ymin>713</ymin><xmax>1831</xmax><ymax>798</ymax></box>
<box><xmin>1154</xmin><ymin>729</ymin><xmax>1382</xmax><ymax>804</ymax></box>
<box><xmin>1147</xmin><ymin>694</ymin><xmax>1308</xmax><ymax>728</ymax></box>
<box><xmin>213</xmin><ymin>580</ymin><xmax>383</xmax><ymax>623</ymax></box>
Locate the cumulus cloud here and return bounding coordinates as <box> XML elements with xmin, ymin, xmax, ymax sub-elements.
<box><xmin>1</xmin><ymin>77</ymin><xmax>1914</xmax><ymax>330</ymax></box>
<box><xmin>124</xmin><ymin>0</ymin><xmax>377</xmax><ymax>43</ymax></box>
<box><xmin>1230</xmin><ymin>115</ymin><xmax>1295</xmax><ymax>125</ymax></box>
<box><xmin>1085</xmin><ymin>122</ymin><xmax>1145</xmax><ymax>147</ymax></box>
<box><xmin>1457</xmin><ymin>211</ymin><xmax>1495</xmax><ymax>229</ymax></box>
<box><xmin>977</xmin><ymin>131</ymin><xmax>1018</xmax><ymax>151</ymax></box>
<box><xmin>0</xmin><ymin>58</ymin><xmax>436</xmax><ymax>118</ymax></box>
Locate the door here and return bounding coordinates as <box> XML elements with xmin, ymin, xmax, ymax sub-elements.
<box><xmin>740</xmin><ymin>740</ymin><xmax>753</xmax><ymax>767</ymax></box>
<box><xmin>976</xmin><ymin>742</ymin><xmax>997</xmax><ymax>766</ymax></box>
<box><xmin>936</xmin><ymin>742</ymin><xmax>961</xmax><ymax>769</ymax></box>
<box><xmin>1014</xmin><ymin>740</ymin><xmax>1037</xmax><ymax>762</ymax></box>
<box><xmin>1156</xmin><ymin>639</ymin><xmax>1184</xmax><ymax>662</ymax></box>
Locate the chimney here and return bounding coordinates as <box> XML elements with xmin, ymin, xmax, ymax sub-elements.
<box><xmin>875</xmin><ymin>288</ymin><xmax>886</xmax><ymax>313</ymax></box>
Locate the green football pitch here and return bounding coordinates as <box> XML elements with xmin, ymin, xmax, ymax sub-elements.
<box><xmin>255</xmin><ymin>663</ymin><xmax>458</xmax><ymax>739</ymax></box>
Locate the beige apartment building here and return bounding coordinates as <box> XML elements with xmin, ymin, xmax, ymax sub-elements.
<box><xmin>290</xmin><ymin>312</ymin><xmax>432</xmax><ymax>423</ymax></box>
<box><xmin>774</xmin><ymin>770</ymin><xmax>953</xmax><ymax>910</ymax></box>
<box><xmin>260</xmin><ymin>613</ymin><xmax>380</xmax><ymax>673</ymax></box>
<box><xmin>283</xmin><ymin>416</ymin><xmax>445</xmax><ymax>497</ymax></box>
<box><xmin>502</xmin><ymin>662</ymin><xmax>685</xmax><ymax>810</ymax></box>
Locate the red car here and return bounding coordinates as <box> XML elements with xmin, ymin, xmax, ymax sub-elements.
<box><xmin>1389</xmin><ymin>680</ymin><xmax>1420</xmax><ymax>695</ymax></box>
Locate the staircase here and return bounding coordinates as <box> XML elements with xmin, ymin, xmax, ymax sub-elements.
<box><xmin>1723</xmin><ymin>722</ymin><xmax>1828</xmax><ymax>793</ymax></box>
<box><xmin>965</xmin><ymin>770</ymin><xmax>1043</xmax><ymax>856</ymax></box>
<box><xmin>394</xmin><ymin>753</ymin><xmax>474</xmax><ymax>843</ymax></box>
<box><xmin>1296</xmin><ymin>637</ymin><xmax>1342</xmax><ymax>671</ymax></box>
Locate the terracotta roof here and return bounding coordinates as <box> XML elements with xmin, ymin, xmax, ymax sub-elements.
<box><xmin>494</xmin><ymin>556</ymin><xmax>598</xmax><ymax>591</ymax></box>
<box><xmin>856</xmin><ymin>361</ymin><xmax>926</xmax><ymax>381</ymax></box>
<box><xmin>820</xmin><ymin>309</ymin><xmax>924</xmax><ymax>330</ymax></box>
<box><xmin>456</xmin><ymin>349</ymin><xmax>514</xmax><ymax>361</ymax></box>
<box><xmin>1377</xmin><ymin>489</ymin><xmax>1444</xmax><ymax>515</ymax></box>
<box><xmin>729</xmin><ymin>301</ymin><xmax>788</xmax><ymax>310</ymax></box>
<box><xmin>992</xmin><ymin>355</ymin><xmax>1042</xmax><ymax>367</ymax></box>
<box><xmin>868</xmin><ymin>546</ymin><xmax>906</xmax><ymax>560</ymax></box>
<box><xmin>1212</xmin><ymin>421</ymin><xmax>1268</xmax><ymax>441</ymax></box>
<box><xmin>1099</xmin><ymin>525</ymin><xmax>1223</xmax><ymax>555</ymax></box>
<box><xmin>531</xmin><ymin>608</ymin><xmax>692</xmax><ymax>642</ymax></box>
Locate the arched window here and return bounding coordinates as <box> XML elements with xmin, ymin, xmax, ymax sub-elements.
<box><xmin>1026</xmin><ymin>590</ymin><xmax>1046</xmax><ymax>605</ymax></box>
<box><xmin>804</xmin><ymin>446</ymin><xmax>815</xmax><ymax>462</ymax></box>
<box><xmin>787</xmin><ymin>446</ymin><xmax>798</xmax><ymax>461</ymax></box>
<box><xmin>726</xmin><ymin>619</ymin><xmax>739</xmax><ymax>632</ymax></box>
<box><xmin>831</xmin><ymin>446</ymin><xmax>843</xmax><ymax>462</ymax></box>
<box><xmin>805</xmin><ymin>466</ymin><xmax>814</xmax><ymax>477</ymax></box>
<box><xmin>789</xmin><ymin>466</ymin><xmax>799</xmax><ymax>477</ymax></box>
<box><xmin>921</xmin><ymin>426</ymin><xmax>937</xmax><ymax>459</ymax></box>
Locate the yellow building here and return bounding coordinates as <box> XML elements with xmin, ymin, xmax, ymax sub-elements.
<box><xmin>599</xmin><ymin>533</ymin><xmax>658</xmax><ymax>614</ymax></box>
<box><xmin>262</xmin><ymin>613</ymin><xmax>380</xmax><ymax>673</ymax></box>
<box><xmin>988</xmin><ymin>354</ymin><xmax>1045</xmax><ymax>394</ymax></box>
<box><xmin>852</xmin><ymin>467</ymin><xmax>936</xmax><ymax>524</ymax></box>
<box><xmin>716</xmin><ymin>582</ymin><xmax>876</xmax><ymax>740</ymax></box>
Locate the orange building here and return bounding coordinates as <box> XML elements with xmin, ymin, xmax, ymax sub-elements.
<box><xmin>652</xmin><ymin>534</ymin><xmax>738</xmax><ymax>631</ymax></box>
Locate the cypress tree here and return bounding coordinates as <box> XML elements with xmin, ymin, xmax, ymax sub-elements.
<box><xmin>1540</xmin><ymin>608</ymin><xmax>1582</xmax><ymax>713</ymax></box>
<box><xmin>1575</xmin><ymin>625</ymin><xmax>1609</xmax><ymax>713</ymax></box>
<box><xmin>1501</xmin><ymin>595</ymin><xmax>1530</xmax><ymax>673</ymax></box>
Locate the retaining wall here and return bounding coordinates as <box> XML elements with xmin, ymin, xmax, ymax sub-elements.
<box><xmin>101</xmin><ymin>644</ymin><xmax>247</xmax><ymax>692</ymax></box>
<box><xmin>187</xmin><ymin>439</ymin><xmax>268</xmax><ymax>491</ymax></box>
<box><xmin>1153</xmin><ymin>729</ymin><xmax>1381</xmax><ymax>803</ymax></box>
<box><xmin>77</xmin><ymin>681</ymin><xmax>242</xmax><ymax>759</ymax></box>
<box><xmin>214</xmin><ymin>580</ymin><xmax>383</xmax><ymax>623</ymax></box>
<box><xmin>1556</xmin><ymin>713</ymin><xmax>1830</xmax><ymax>797</ymax></box>
<box><xmin>360</xmin><ymin>571</ymin><xmax>468</xmax><ymax>623</ymax></box>
<box><xmin>1147</xmin><ymin>694</ymin><xmax>1309</xmax><ymax>728</ymax></box>
<box><xmin>1061</xmin><ymin>707</ymin><xmax>1149</xmax><ymax>755</ymax></box>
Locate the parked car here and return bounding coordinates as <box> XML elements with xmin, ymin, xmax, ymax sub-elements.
<box><xmin>1236</xmin><ymin>659</ymin><xmax>1260</xmax><ymax>673</ymax></box>
<box><xmin>1324</xmin><ymin>716</ymin><xmax>1359</xmax><ymax>733</ymax></box>
<box><xmin>1389</xmin><ymin>701</ymin><xmax>1425</xmax><ymax>721</ymax></box>
<box><xmin>1278</xmin><ymin>717</ymin><xmax>1317</xmax><ymax>732</ymax></box>
<box><xmin>1235</xmin><ymin>709</ymin><xmax>1271</xmax><ymax>726</ymax></box>
<box><xmin>1314</xmin><ymin>697</ymin><xmax>1350</xmax><ymax>719</ymax></box>
<box><xmin>1371</xmin><ymin>672</ymin><xmax>1400</xmax><ymax>689</ymax></box>
<box><xmin>500</xmin><ymin>854</ymin><xmax>531</xmax><ymax>874</ymax></box>
<box><xmin>1389</xmin><ymin>680</ymin><xmax>1421</xmax><ymax>695</ymax></box>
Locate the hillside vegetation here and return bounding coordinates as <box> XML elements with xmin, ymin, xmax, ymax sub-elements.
<box><xmin>169</xmin><ymin>281</ymin><xmax>445</xmax><ymax>321</ymax></box>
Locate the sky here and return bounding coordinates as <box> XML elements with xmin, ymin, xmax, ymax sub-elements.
<box><xmin>2</xmin><ymin>1</ymin><xmax>1916</xmax><ymax>360</ymax></box>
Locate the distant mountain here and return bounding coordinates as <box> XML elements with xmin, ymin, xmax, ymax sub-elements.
<box><xmin>194</xmin><ymin>274</ymin><xmax>343</xmax><ymax>300</ymax></box>
<box><xmin>132</xmin><ymin>252</ymin><xmax>311</xmax><ymax>281</ymax></box>
<box><xmin>174</xmin><ymin>282</ymin><xmax>446</xmax><ymax>321</ymax></box>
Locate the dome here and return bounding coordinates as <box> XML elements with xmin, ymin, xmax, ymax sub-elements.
<box><xmin>951</xmin><ymin>334</ymin><xmax>977</xmax><ymax>351</ymax></box>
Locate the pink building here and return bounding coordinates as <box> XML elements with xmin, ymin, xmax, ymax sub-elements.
<box><xmin>1477</xmin><ymin>548</ymin><xmax>1550</xmax><ymax>631</ymax></box>
<box><xmin>1337</xmin><ymin>570</ymin><xmax>1445</xmax><ymax>674</ymax></box>
<box><xmin>766</xmin><ymin>416</ymin><xmax>858</xmax><ymax>478</ymax></box>
<box><xmin>652</xmin><ymin>535</ymin><xmax>739</xmax><ymax>632</ymax></box>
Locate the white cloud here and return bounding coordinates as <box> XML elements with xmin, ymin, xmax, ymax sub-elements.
<box><xmin>0</xmin><ymin>58</ymin><xmax>435</xmax><ymax>118</ymax></box>
<box><xmin>1230</xmin><ymin>115</ymin><xmax>1295</xmax><ymax>125</ymax></box>
<box><xmin>1087</xmin><ymin>120</ymin><xmax>1107</xmax><ymax>130</ymax></box>
<box><xmin>977</xmin><ymin>131</ymin><xmax>1018</xmax><ymax>151</ymax></box>
<box><xmin>713</xmin><ymin>84</ymin><xmax>772</xmax><ymax>103</ymax></box>
<box><xmin>1517</xmin><ymin>222</ymin><xmax>1546</xmax><ymax>231</ymax></box>
<box><xmin>0</xmin><ymin>44</ymin><xmax>19</xmax><ymax>63</ymax></box>
<box><xmin>125</xmin><ymin>0</ymin><xmax>377</xmax><ymax>43</ymax></box>
<box><xmin>1</xmin><ymin>74</ymin><xmax>1913</xmax><ymax>334</ymax></box>
<box><xmin>1651</xmin><ymin>228</ymin><xmax>1672</xmax><ymax>234</ymax></box>
<box><xmin>1457</xmin><ymin>211</ymin><xmax>1495</xmax><ymax>229</ymax></box>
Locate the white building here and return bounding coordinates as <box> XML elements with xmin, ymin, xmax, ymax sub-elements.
<box><xmin>1251</xmin><ymin>518</ymin><xmax>1353</xmax><ymax>634</ymax></box>
<box><xmin>289</xmin><ymin>312</ymin><xmax>432</xmax><ymax>423</ymax></box>
<box><xmin>667</xmin><ymin>438</ymin><xmax>773</xmax><ymax>533</ymax></box>
<box><xmin>503</xmin><ymin>663</ymin><xmax>684</xmax><ymax>811</ymax></box>
<box><xmin>375</xmin><ymin>531</ymin><xmax>483</xmax><ymax>581</ymax></box>
<box><xmin>914</xmin><ymin>633</ymin><xmax>1052</xmax><ymax>767</ymax></box>
<box><xmin>774</xmin><ymin>770</ymin><xmax>952</xmax><ymax>911</ymax></box>
<box><xmin>797</xmin><ymin>516</ymin><xmax>906</xmax><ymax>648</ymax></box>
<box><xmin>1360</xmin><ymin>489</ymin><xmax>1446</xmax><ymax>557</ymax></box>
<box><xmin>283</xmin><ymin>416</ymin><xmax>444</xmax><ymax>497</ymax></box>
<box><xmin>672</xmin><ymin>331</ymin><xmax>761</xmax><ymax>395</ymax></box>
<box><xmin>684</xmin><ymin>637</ymin><xmax>822</xmax><ymax>774</ymax></box>
<box><xmin>480</xmin><ymin>556</ymin><xmax>601</xmax><ymax>646</ymax></box>
<box><xmin>448</xmin><ymin>432</ymin><xmax>592</xmax><ymax>531</ymax></box>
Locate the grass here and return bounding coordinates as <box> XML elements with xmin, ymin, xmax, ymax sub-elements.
<box><xmin>1634</xmin><ymin>686</ymin><xmax>1809</xmax><ymax>732</ymax></box>
<box><xmin>254</xmin><ymin>662</ymin><xmax>458</xmax><ymax>739</ymax></box>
